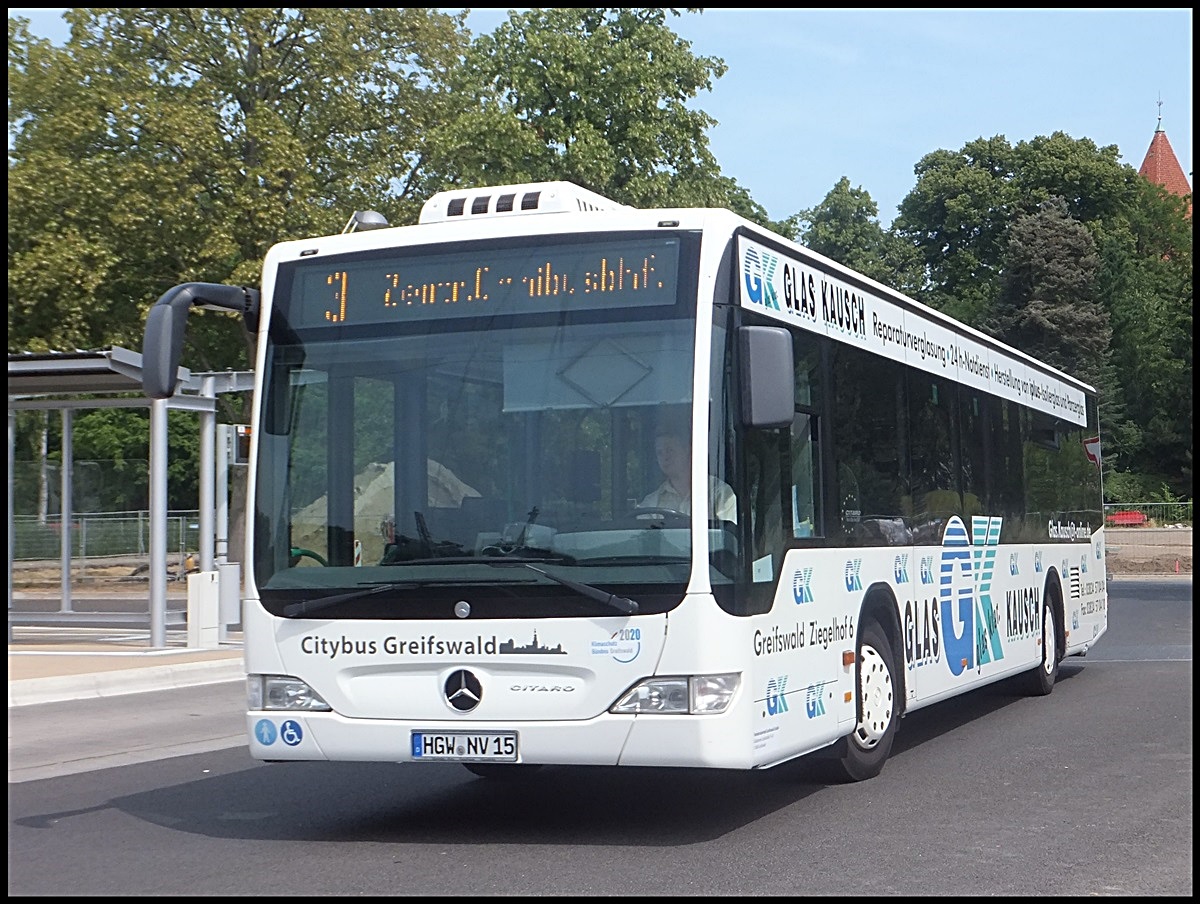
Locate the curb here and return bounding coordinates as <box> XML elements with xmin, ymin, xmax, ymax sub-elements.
<box><xmin>8</xmin><ymin>658</ymin><xmax>246</xmax><ymax>708</ymax></box>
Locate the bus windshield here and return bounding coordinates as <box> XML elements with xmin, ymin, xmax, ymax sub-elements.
<box><xmin>251</xmin><ymin>231</ymin><xmax>723</xmax><ymax>618</ymax></box>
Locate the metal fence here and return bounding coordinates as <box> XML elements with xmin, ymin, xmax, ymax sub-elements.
<box><xmin>1103</xmin><ymin>502</ymin><xmax>1192</xmax><ymax>575</ymax></box>
<box><xmin>12</xmin><ymin>510</ymin><xmax>201</xmax><ymax>564</ymax></box>
<box><xmin>1103</xmin><ymin>501</ymin><xmax>1192</xmax><ymax>527</ymax></box>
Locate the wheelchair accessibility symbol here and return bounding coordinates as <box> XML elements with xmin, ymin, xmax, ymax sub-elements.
<box><xmin>280</xmin><ymin>720</ymin><xmax>303</xmax><ymax>747</ymax></box>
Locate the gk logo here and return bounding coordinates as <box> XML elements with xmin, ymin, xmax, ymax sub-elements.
<box><xmin>743</xmin><ymin>246</ymin><xmax>780</xmax><ymax>310</ymax></box>
<box><xmin>894</xmin><ymin>554</ymin><xmax>910</xmax><ymax>583</ymax></box>
<box><xmin>805</xmin><ymin>684</ymin><xmax>826</xmax><ymax>719</ymax></box>
<box><xmin>940</xmin><ymin>515</ymin><xmax>1004</xmax><ymax>676</ymax></box>
<box><xmin>919</xmin><ymin>555</ymin><xmax>934</xmax><ymax>585</ymax></box>
<box><xmin>766</xmin><ymin>676</ymin><xmax>789</xmax><ymax>716</ymax></box>
<box><xmin>844</xmin><ymin>559</ymin><xmax>863</xmax><ymax>592</ymax></box>
<box><xmin>792</xmin><ymin>567</ymin><xmax>814</xmax><ymax>604</ymax></box>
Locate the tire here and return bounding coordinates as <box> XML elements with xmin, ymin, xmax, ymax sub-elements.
<box><xmin>462</xmin><ymin>763</ymin><xmax>544</xmax><ymax>780</ymax></box>
<box><xmin>1020</xmin><ymin>590</ymin><xmax>1060</xmax><ymax>696</ymax></box>
<box><xmin>831</xmin><ymin>618</ymin><xmax>899</xmax><ymax>782</ymax></box>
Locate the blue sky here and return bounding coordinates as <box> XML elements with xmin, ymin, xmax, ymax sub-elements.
<box><xmin>11</xmin><ymin>8</ymin><xmax>1193</xmax><ymax>228</ymax></box>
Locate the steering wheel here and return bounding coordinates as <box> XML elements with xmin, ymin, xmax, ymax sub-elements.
<box><xmin>289</xmin><ymin>547</ymin><xmax>328</xmax><ymax>567</ymax></box>
<box><xmin>627</xmin><ymin>506</ymin><xmax>691</xmax><ymax>527</ymax></box>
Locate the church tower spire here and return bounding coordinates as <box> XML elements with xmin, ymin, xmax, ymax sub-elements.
<box><xmin>1138</xmin><ymin>99</ymin><xmax>1191</xmax><ymax>218</ymax></box>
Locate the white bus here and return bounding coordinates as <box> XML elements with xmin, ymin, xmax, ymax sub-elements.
<box><xmin>143</xmin><ymin>181</ymin><xmax>1108</xmax><ymax>781</ymax></box>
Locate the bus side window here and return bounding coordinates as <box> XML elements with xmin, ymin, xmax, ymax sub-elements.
<box><xmin>791</xmin><ymin>335</ymin><xmax>822</xmax><ymax>539</ymax></box>
<box><xmin>746</xmin><ymin>428</ymin><xmax>788</xmax><ymax>590</ymax></box>
<box><xmin>791</xmin><ymin>412</ymin><xmax>820</xmax><ymax>538</ymax></box>
<box><xmin>830</xmin><ymin>345</ymin><xmax>908</xmax><ymax>545</ymax></box>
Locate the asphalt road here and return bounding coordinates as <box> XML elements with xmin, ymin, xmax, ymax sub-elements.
<box><xmin>7</xmin><ymin>578</ymin><xmax>1192</xmax><ymax>896</ymax></box>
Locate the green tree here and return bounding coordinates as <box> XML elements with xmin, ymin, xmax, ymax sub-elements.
<box><xmin>891</xmin><ymin>136</ymin><xmax>1025</xmax><ymax>324</ymax></box>
<box><xmin>986</xmin><ymin>197</ymin><xmax>1111</xmax><ymax>388</ymax></box>
<box><xmin>787</xmin><ymin>176</ymin><xmax>924</xmax><ymax>296</ymax></box>
<box><xmin>9</xmin><ymin>8</ymin><xmax>469</xmax><ymax>373</ymax></box>
<box><xmin>1098</xmin><ymin>179</ymin><xmax>1193</xmax><ymax>494</ymax></box>
<box><xmin>8</xmin><ymin>8</ymin><xmax>763</xmax><ymax>365</ymax></box>
<box><xmin>433</xmin><ymin>8</ymin><xmax>770</xmax><ymax>224</ymax></box>
<box><xmin>70</xmin><ymin>408</ymin><xmax>202</xmax><ymax>510</ymax></box>
<box><xmin>13</xmin><ymin>407</ymin><xmax>201</xmax><ymax>511</ymax></box>
<box><xmin>893</xmin><ymin>131</ymin><xmax>1191</xmax><ymax>499</ymax></box>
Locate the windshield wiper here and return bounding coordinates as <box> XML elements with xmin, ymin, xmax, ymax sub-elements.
<box><xmin>283</xmin><ymin>582</ymin><xmax>410</xmax><ymax>618</ymax></box>
<box><xmin>281</xmin><ymin>577</ymin><xmax>534</xmax><ymax>618</ymax></box>
<box><xmin>498</xmin><ymin>562</ymin><xmax>639</xmax><ymax>615</ymax></box>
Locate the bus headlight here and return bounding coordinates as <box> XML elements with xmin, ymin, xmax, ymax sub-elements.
<box><xmin>610</xmin><ymin>673</ymin><xmax>740</xmax><ymax>715</ymax></box>
<box><xmin>247</xmin><ymin>674</ymin><xmax>332</xmax><ymax>712</ymax></box>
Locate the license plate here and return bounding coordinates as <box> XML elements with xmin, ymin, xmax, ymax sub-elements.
<box><xmin>411</xmin><ymin>731</ymin><xmax>518</xmax><ymax>762</ymax></box>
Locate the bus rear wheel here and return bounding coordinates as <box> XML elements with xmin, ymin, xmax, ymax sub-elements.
<box><xmin>832</xmin><ymin>618</ymin><xmax>898</xmax><ymax>782</ymax></box>
<box><xmin>1020</xmin><ymin>591</ymin><xmax>1060</xmax><ymax>696</ymax></box>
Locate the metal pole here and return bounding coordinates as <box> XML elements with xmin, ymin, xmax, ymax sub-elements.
<box><xmin>216</xmin><ymin>424</ymin><xmax>229</xmax><ymax>565</ymax></box>
<box><xmin>148</xmin><ymin>398</ymin><xmax>168</xmax><ymax>647</ymax></box>
<box><xmin>199</xmin><ymin>376</ymin><xmax>215</xmax><ymax>572</ymax></box>
<box><xmin>8</xmin><ymin>411</ymin><xmax>14</xmax><ymax>637</ymax></box>
<box><xmin>59</xmin><ymin>409</ymin><xmax>73</xmax><ymax>613</ymax></box>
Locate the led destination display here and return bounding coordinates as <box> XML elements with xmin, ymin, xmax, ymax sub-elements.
<box><xmin>285</xmin><ymin>236</ymin><xmax>682</xmax><ymax>328</ymax></box>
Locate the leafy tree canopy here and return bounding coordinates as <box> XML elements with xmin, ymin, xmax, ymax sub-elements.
<box><xmin>9</xmin><ymin>8</ymin><xmax>469</xmax><ymax>366</ymax></box>
<box><xmin>788</xmin><ymin>176</ymin><xmax>924</xmax><ymax>297</ymax></box>
<box><xmin>891</xmin><ymin>131</ymin><xmax>1190</xmax><ymax>497</ymax></box>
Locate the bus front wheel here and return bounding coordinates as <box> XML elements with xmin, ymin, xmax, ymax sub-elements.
<box><xmin>832</xmin><ymin>618</ymin><xmax>898</xmax><ymax>782</ymax></box>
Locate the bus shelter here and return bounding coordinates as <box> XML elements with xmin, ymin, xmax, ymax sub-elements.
<box><xmin>7</xmin><ymin>346</ymin><xmax>252</xmax><ymax>646</ymax></box>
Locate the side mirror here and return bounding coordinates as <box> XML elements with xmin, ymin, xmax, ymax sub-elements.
<box><xmin>142</xmin><ymin>282</ymin><xmax>259</xmax><ymax>398</ymax></box>
<box><xmin>738</xmin><ymin>325</ymin><xmax>794</xmax><ymax>429</ymax></box>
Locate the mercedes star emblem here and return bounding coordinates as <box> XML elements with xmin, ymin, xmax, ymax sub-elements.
<box><xmin>444</xmin><ymin>669</ymin><xmax>483</xmax><ymax>712</ymax></box>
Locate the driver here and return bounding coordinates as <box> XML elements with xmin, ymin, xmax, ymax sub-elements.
<box><xmin>638</xmin><ymin>420</ymin><xmax>737</xmax><ymax>523</ymax></box>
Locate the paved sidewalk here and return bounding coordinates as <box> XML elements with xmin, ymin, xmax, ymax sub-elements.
<box><xmin>9</xmin><ymin>582</ymin><xmax>245</xmax><ymax>707</ymax></box>
<box><xmin>8</xmin><ymin>623</ymin><xmax>245</xmax><ymax>707</ymax></box>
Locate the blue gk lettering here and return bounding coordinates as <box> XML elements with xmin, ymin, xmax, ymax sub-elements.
<box><xmin>920</xmin><ymin>555</ymin><xmax>935</xmax><ymax>585</ymax></box>
<box><xmin>766</xmin><ymin>676</ymin><xmax>789</xmax><ymax>715</ymax></box>
<box><xmin>805</xmin><ymin>684</ymin><xmax>826</xmax><ymax>718</ymax></box>
<box><xmin>971</xmin><ymin>516</ymin><xmax>1003</xmax><ymax>666</ymax></box>
<box><xmin>792</xmin><ymin>567</ymin><xmax>814</xmax><ymax>604</ymax></box>
<box><xmin>844</xmin><ymin>559</ymin><xmax>863</xmax><ymax>592</ymax></box>
<box><xmin>743</xmin><ymin>246</ymin><xmax>780</xmax><ymax>310</ymax></box>
<box><xmin>940</xmin><ymin>517</ymin><xmax>975</xmax><ymax>676</ymax></box>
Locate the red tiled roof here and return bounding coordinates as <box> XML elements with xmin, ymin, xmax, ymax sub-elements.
<box><xmin>1138</xmin><ymin>129</ymin><xmax>1192</xmax><ymax>215</ymax></box>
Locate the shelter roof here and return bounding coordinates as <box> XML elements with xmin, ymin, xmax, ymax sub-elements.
<box><xmin>6</xmin><ymin>346</ymin><xmax>185</xmax><ymax>397</ymax></box>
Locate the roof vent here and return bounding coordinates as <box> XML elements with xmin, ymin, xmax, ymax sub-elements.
<box><xmin>341</xmin><ymin>210</ymin><xmax>390</xmax><ymax>233</ymax></box>
<box><xmin>419</xmin><ymin>181</ymin><xmax>631</xmax><ymax>224</ymax></box>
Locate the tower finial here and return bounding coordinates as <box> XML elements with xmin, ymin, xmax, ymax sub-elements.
<box><xmin>1156</xmin><ymin>94</ymin><xmax>1163</xmax><ymax>132</ymax></box>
